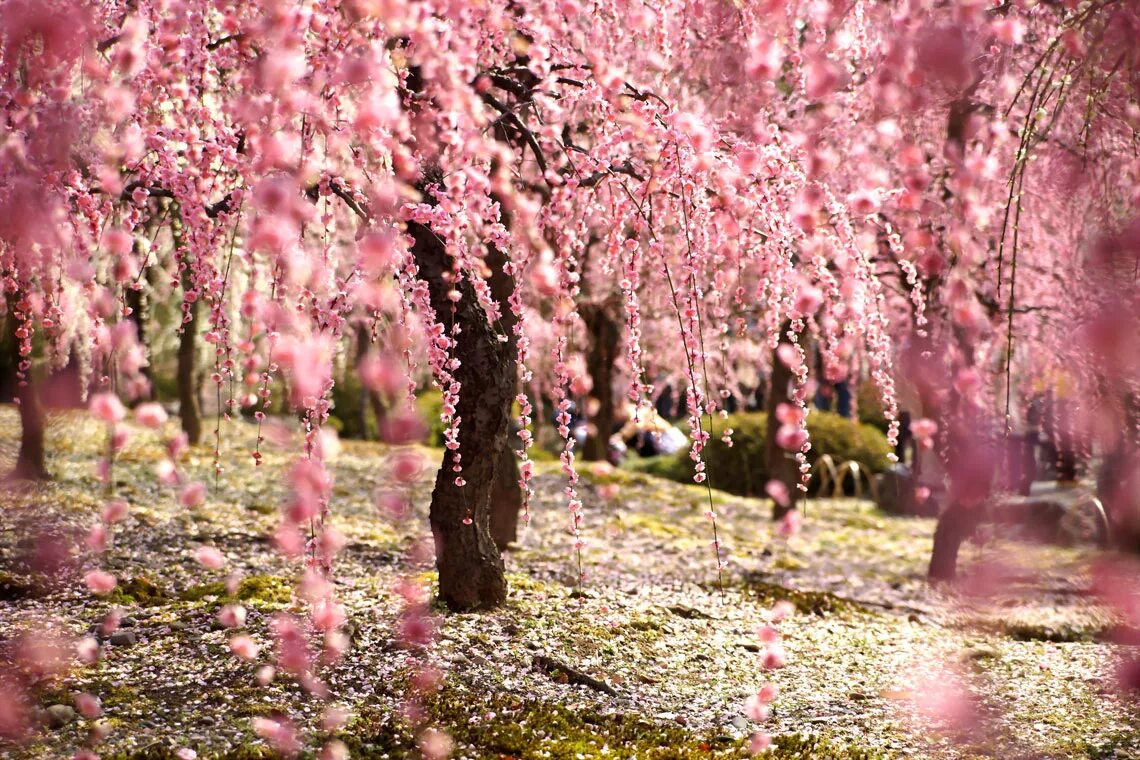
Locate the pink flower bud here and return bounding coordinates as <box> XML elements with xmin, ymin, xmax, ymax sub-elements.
<box><xmin>229</xmin><ymin>635</ymin><xmax>260</xmax><ymax>660</ymax></box>
<box><xmin>194</xmin><ymin>545</ymin><xmax>225</xmax><ymax>570</ymax></box>
<box><xmin>84</xmin><ymin>570</ymin><xmax>117</xmax><ymax>596</ymax></box>
<box><xmin>179</xmin><ymin>481</ymin><xmax>206</xmax><ymax>509</ymax></box>
<box><xmin>134</xmin><ymin>402</ymin><xmax>168</xmax><ymax>429</ymax></box>
<box><xmin>89</xmin><ymin>393</ymin><xmax>126</xmax><ymax>424</ymax></box>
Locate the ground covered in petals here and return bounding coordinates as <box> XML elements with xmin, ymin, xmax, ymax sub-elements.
<box><xmin>0</xmin><ymin>407</ymin><xmax>1136</xmax><ymax>759</ymax></box>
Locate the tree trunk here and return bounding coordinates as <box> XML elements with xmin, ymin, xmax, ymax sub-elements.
<box><xmin>177</xmin><ymin>272</ymin><xmax>202</xmax><ymax>446</ymax></box>
<box><xmin>928</xmin><ymin>502</ymin><xmax>984</xmax><ymax>581</ymax></box>
<box><xmin>3</xmin><ymin>295</ymin><xmax>48</xmax><ymax>480</ymax></box>
<box><xmin>765</xmin><ymin>323</ymin><xmax>802</xmax><ymax>520</ymax></box>
<box><xmin>489</xmin><ymin>444</ymin><xmax>522</xmax><ymax>552</ymax></box>
<box><xmin>125</xmin><ymin>284</ymin><xmax>155</xmax><ymax>401</ymax></box>
<box><xmin>409</xmin><ymin>203</ymin><xmax>516</xmax><ymax>610</ymax></box>
<box><xmin>13</xmin><ymin>379</ymin><xmax>48</xmax><ymax>481</ymax></box>
<box><xmin>355</xmin><ymin>324</ymin><xmax>386</xmax><ymax>440</ymax></box>
<box><xmin>581</xmin><ymin>301</ymin><xmax>620</xmax><ymax>462</ymax></box>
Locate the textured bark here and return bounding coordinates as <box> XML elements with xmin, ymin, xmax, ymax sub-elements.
<box><xmin>3</xmin><ymin>293</ymin><xmax>48</xmax><ymax>480</ymax></box>
<box><xmin>764</xmin><ymin>323</ymin><xmax>802</xmax><ymax>520</ymax></box>
<box><xmin>928</xmin><ymin>502</ymin><xmax>984</xmax><ymax>581</ymax></box>
<box><xmin>489</xmin><ymin>444</ymin><xmax>522</xmax><ymax>552</ymax></box>
<box><xmin>177</xmin><ymin>270</ymin><xmax>202</xmax><ymax>446</ymax></box>
<box><xmin>13</xmin><ymin>379</ymin><xmax>48</xmax><ymax>481</ymax></box>
<box><xmin>580</xmin><ymin>300</ymin><xmax>620</xmax><ymax>462</ymax></box>
<box><xmin>355</xmin><ymin>324</ymin><xmax>386</xmax><ymax>439</ymax></box>
<box><xmin>410</xmin><ymin>201</ymin><xmax>517</xmax><ymax>610</ymax></box>
<box><xmin>125</xmin><ymin>284</ymin><xmax>155</xmax><ymax>401</ymax></box>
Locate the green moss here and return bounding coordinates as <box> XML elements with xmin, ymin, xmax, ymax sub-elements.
<box><xmin>341</xmin><ymin>682</ymin><xmax>884</xmax><ymax>759</ymax></box>
<box><xmin>740</xmin><ymin>578</ymin><xmax>870</xmax><ymax>617</ymax></box>
<box><xmin>109</xmin><ymin>576</ymin><xmax>169</xmax><ymax>607</ymax></box>
<box><xmin>179</xmin><ymin>574</ymin><xmax>292</xmax><ymax>605</ymax></box>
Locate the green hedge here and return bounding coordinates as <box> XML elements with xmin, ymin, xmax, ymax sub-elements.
<box><xmin>624</xmin><ymin>410</ymin><xmax>892</xmax><ymax>497</ymax></box>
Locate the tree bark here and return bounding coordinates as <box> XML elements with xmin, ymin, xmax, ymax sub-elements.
<box><xmin>489</xmin><ymin>443</ymin><xmax>522</xmax><ymax>552</ymax></box>
<box><xmin>3</xmin><ymin>295</ymin><xmax>48</xmax><ymax>480</ymax></box>
<box><xmin>409</xmin><ymin>199</ymin><xmax>516</xmax><ymax>610</ymax></box>
<box><xmin>125</xmin><ymin>284</ymin><xmax>155</xmax><ymax>401</ymax></box>
<box><xmin>764</xmin><ymin>323</ymin><xmax>802</xmax><ymax>520</ymax></box>
<box><xmin>928</xmin><ymin>502</ymin><xmax>984</xmax><ymax>581</ymax></box>
<box><xmin>354</xmin><ymin>323</ymin><xmax>386</xmax><ymax>440</ymax></box>
<box><xmin>580</xmin><ymin>300</ymin><xmax>620</xmax><ymax>462</ymax></box>
<box><xmin>177</xmin><ymin>271</ymin><xmax>202</xmax><ymax>446</ymax></box>
<box><xmin>13</xmin><ymin>379</ymin><xmax>48</xmax><ymax>481</ymax></box>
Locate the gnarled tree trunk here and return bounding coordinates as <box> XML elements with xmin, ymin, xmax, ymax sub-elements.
<box><xmin>764</xmin><ymin>322</ymin><xmax>802</xmax><ymax>520</ymax></box>
<box><xmin>410</xmin><ymin>203</ymin><xmax>517</xmax><ymax>610</ymax></box>
<box><xmin>580</xmin><ymin>300</ymin><xmax>620</xmax><ymax>462</ymax></box>
<box><xmin>177</xmin><ymin>270</ymin><xmax>202</xmax><ymax>446</ymax></box>
<box><xmin>13</xmin><ymin>379</ymin><xmax>47</xmax><ymax>481</ymax></box>
<box><xmin>3</xmin><ymin>293</ymin><xmax>48</xmax><ymax>480</ymax></box>
<box><xmin>489</xmin><ymin>442</ymin><xmax>522</xmax><ymax>552</ymax></box>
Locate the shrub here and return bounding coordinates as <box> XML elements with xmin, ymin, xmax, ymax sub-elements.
<box><xmin>624</xmin><ymin>410</ymin><xmax>892</xmax><ymax>497</ymax></box>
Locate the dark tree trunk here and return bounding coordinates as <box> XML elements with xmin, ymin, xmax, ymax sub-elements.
<box><xmin>580</xmin><ymin>300</ymin><xmax>620</xmax><ymax>462</ymax></box>
<box><xmin>355</xmin><ymin>324</ymin><xmax>386</xmax><ymax>440</ymax></box>
<box><xmin>13</xmin><ymin>379</ymin><xmax>48</xmax><ymax>481</ymax></box>
<box><xmin>409</xmin><ymin>197</ymin><xmax>517</xmax><ymax>610</ymax></box>
<box><xmin>177</xmin><ymin>271</ymin><xmax>202</xmax><ymax>446</ymax></box>
<box><xmin>928</xmin><ymin>502</ymin><xmax>984</xmax><ymax>581</ymax></box>
<box><xmin>765</xmin><ymin>323</ymin><xmax>802</xmax><ymax>520</ymax></box>
<box><xmin>489</xmin><ymin>444</ymin><xmax>522</xmax><ymax>552</ymax></box>
<box><xmin>125</xmin><ymin>284</ymin><xmax>155</xmax><ymax>401</ymax></box>
<box><xmin>3</xmin><ymin>295</ymin><xmax>48</xmax><ymax>480</ymax></box>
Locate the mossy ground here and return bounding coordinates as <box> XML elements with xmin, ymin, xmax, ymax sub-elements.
<box><xmin>0</xmin><ymin>407</ymin><xmax>1136</xmax><ymax>759</ymax></box>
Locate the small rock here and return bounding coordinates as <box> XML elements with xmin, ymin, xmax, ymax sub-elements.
<box><xmin>730</xmin><ymin>716</ymin><xmax>750</xmax><ymax>731</ymax></box>
<box><xmin>674</xmin><ymin>714</ymin><xmax>687</xmax><ymax>726</ymax></box>
<box><xmin>45</xmin><ymin>704</ymin><xmax>76</xmax><ymax>728</ymax></box>
<box><xmin>739</xmin><ymin>641</ymin><xmax>761</xmax><ymax>653</ymax></box>
<box><xmin>110</xmin><ymin>631</ymin><xmax>137</xmax><ymax>647</ymax></box>
<box><xmin>120</xmin><ymin>617</ymin><xmax>137</xmax><ymax>627</ymax></box>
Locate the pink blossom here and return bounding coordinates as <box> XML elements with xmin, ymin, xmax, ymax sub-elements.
<box><xmin>74</xmin><ymin>693</ymin><xmax>101</xmax><ymax>719</ymax></box>
<box><xmin>101</xmin><ymin>500</ymin><xmax>129</xmax><ymax>524</ymax></box>
<box><xmin>86</xmin><ymin>524</ymin><xmax>108</xmax><ymax>553</ymax></box>
<box><xmin>89</xmin><ymin>392</ymin><xmax>126</xmax><ymax>424</ymax></box>
<box><xmin>761</xmin><ymin>643</ymin><xmax>786</xmax><ymax>669</ymax></box>
<box><xmin>770</xmin><ymin>601</ymin><xmax>795</xmax><ymax>622</ymax></box>
<box><xmin>218</xmin><ymin>604</ymin><xmax>247</xmax><ymax>629</ymax></box>
<box><xmin>743</xmin><ymin>694</ymin><xmax>769</xmax><ymax>721</ymax></box>
<box><xmin>758</xmin><ymin>683</ymin><xmax>779</xmax><ymax>703</ymax></box>
<box><xmin>229</xmin><ymin>635</ymin><xmax>260</xmax><ymax>660</ymax></box>
<box><xmin>909</xmin><ymin>418</ymin><xmax>938</xmax><ymax>449</ymax></box>
<box><xmin>777</xmin><ymin>509</ymin><xmax>801</xmax><ymax>538</ymax></box>
<box><xmin>756</xmin><ymin>625</ymin><xmax>780</xmax><ymax>644</ymax></box>
<box><xmin>418</xmin><ymin>728</ymin><xmax>454</xmax><ymax>760</ymax></box>
<box><xmin>775</xmin><ymin>424</ymin><xmax>807</xmax><ymax>452</ymax></box>
<box><xmin>156</xmin><ymin>460</ymin><xmax>181</xmax><ymax>485</ymax></box>
<box><xmin>765</xmin><ymin>479</ymin><xmax>790</xmax><ymax>508</ymax></box>
<box><xmin>749</xmin><ymin>732</ymin><xmax>772</xmax><ymax>753</ymax></box>
<box><xmin>179</xmin><ymin>481</ymin><xmax>206</xmax><ymax>509</ymax></box>
<box><xmin>75</xmin><ymin>637</ymin><xmax>100</xmax><ymax>665</ymax></box>
<box><xmin>252</xmin><ymin>716</ymin><xmax>300</xmax><ymax>757</ymax></box>
<box><xmin>134</xmin><ymin>402</ymin><xmax>168</xmax><ymax>429</ymax></box>
<box><xmin>194</xmin><ymin>545</ymin><xmax>225</xmax><ymax>570</ymax></box>
<box><xmin>84</xmin><ymin>570</ymin><xmax>117</xmax><ymax>596</ymax></box>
